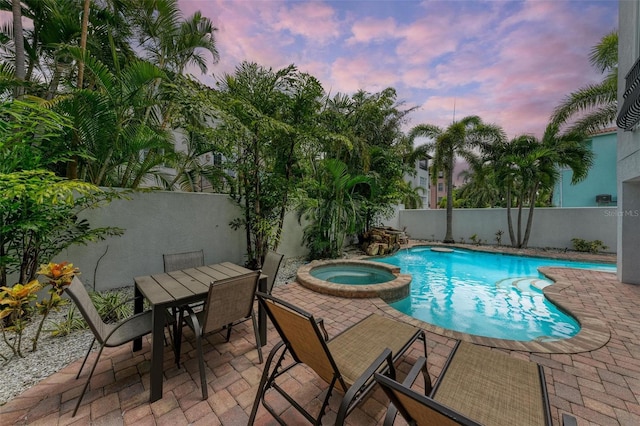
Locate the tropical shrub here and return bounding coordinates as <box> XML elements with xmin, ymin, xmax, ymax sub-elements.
<box><xmin>0</xmin><ymin>262</ymin><xmax>78</xmax><ymax>357</ymax></box>
<box><xmin>571</xmin><ymin>238</ymin><xmax>608</xmax><ymax>254</ymax></box>
<box><xmin>0</xmin><ymin>170</ymin><xmax>124</xmax><ymax>288</ymax></box>
<box><xmin>297</xmin><ymin>159</ymin><xmax>370</xmax><ymax>259</ymax></box>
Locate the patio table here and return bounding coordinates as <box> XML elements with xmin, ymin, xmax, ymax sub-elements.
<box><xmin>133</xmin><ymin>262</ymin><xmax>267</xmax><ymax>402</ymax></box>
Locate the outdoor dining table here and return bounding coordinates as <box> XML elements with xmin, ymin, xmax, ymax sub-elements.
<box><xmin>133</xmin><ymin>262</ymin><xmax>268</xmax><ymax>402</ymax></box>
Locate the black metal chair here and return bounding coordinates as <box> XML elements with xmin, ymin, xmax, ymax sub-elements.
<box><xmin>65</xmin><ymin>277</ymin><xmax>153</xmax><ymax>417</ymax></box>
<box><xmin>262</xmin><ymin>250</ymin><xmax>284</xmax><ymax>294</ymax></box>
<box><xmin>163</xmin><ymin>249</ymin><xmax>205</xmax><ymax>364</ymax></box>
<box><xmin>178</xmin><ymin>271</ymin><xmax>263</xmax><ymax>399</ymax></box>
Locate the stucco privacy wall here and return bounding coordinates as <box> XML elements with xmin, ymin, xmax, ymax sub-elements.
<box><xmin>395</xmin><ymin>207</ymin><xmax>617</xmax><ymax>252</ymax></box>
<box><xmin>59</xmin><ymin>191</ymin><xmax>245</xmax><ymax>292</ymax></box>
<box><xmin>55</xmin><ymin>190</ymin><xmax>618</xmax><ymax>292</ymax></box>
<box><xmin>58</xmin><ymin>190</ymin><xmax>307</xmax><ymax>292</ymax></box>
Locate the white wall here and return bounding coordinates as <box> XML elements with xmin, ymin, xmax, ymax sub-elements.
<box><xmin>53</xmin><ymin>190</ymin><xmax>620</xmax><ymax>291</ymax></box>
<box><xmin>58</xmin><ymin>190</ymin><xmax>309</xmax><ymax>292</ymax></box>
<box><xmin>395</xmin><ymin>207</ymin><xmax>617</xmax><ymax>252</ymax></box>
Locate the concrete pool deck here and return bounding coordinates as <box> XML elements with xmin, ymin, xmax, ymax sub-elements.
<box><xmin>3</xmin><ymin>247</ymin><xmax>639</xmax><ymax>425</ymax></box>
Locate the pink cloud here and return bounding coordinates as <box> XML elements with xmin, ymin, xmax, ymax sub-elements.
<box><xmin>346</xmin><ymin>17</ymin><xmax>399</xmax><ymax>44</ymax></box>
<box><xmin>272</xmin><ymin>2</ymin><xmax>342</xmax><ymax>44</ymax></box>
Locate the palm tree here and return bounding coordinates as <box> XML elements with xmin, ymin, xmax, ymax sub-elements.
<box><xmin>11</xmin><ymin>0</ymin><xmax>25</xmax><ymax>98</ymax></box>
<box><xmin>214</xmin><ymin>62</ymin><xmax>324</xmax><ymax>267</ymax></box>
<box><xmin>551</xmin><ymin>31</ymin><xmax>618</xmax><ymax>134</ymax></box>
<box><xmin>50</xmin><ymin>50</ymin><xmax>172</xmax><ymax>187</ymax></box>
<box><xmin>297</xmin><ymin>158</ymin><xmax>370</xmax><ymax>259</ymax></box>
<box><xmin>488</xmin><ymin>124</ymin><xmax>593</xmax><ymax>248</ymax></box>
<box><xmin>410</xmin><ymin>116</ymin><xmax>506</xmax><ymax>243</ymax></box>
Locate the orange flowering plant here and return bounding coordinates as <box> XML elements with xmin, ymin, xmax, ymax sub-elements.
<box><xmin>32</xmin><ymin>262</ymin><xmax>80</xmax><ymax>352</ymax></box>
<box><xmin>0</xmin><ymin>280</ymin><xmax>41</xmax><ymax>358</ymax></box>
<box><xmin>0</xmin><ymin>262</ymin><xmax>79</xmax><ymax>358</ymax></box>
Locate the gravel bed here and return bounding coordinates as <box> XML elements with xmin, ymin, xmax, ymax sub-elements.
<box><xmin>0</xmin><ymin>257</ymin><xmax>308</xmax><ymax>405</ymax></box>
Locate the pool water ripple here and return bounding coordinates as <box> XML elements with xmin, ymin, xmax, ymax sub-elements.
<box><xmin>375</xmin><ymin>247</ymin><xmax>616</xmax><ymax>341</ymax></box>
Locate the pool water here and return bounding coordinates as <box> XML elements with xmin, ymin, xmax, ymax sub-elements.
<box><xmin>310</xmin><ymin>265</ymin><xmax>396</xmax><ymax>285</ymax></box>
<box><xmin>375</xmin><ymin>247</ymin><xmax>616</xmax><ymax>341</ymax></box>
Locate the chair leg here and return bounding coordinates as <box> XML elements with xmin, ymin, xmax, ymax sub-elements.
<box><xmin>225</xmin><ymin>323</ymin><xmax>233</xmax><ymax>342</ymax></box>
<box><xmin>250</xmin><ymin>312</ymin><xmax>263</xmax><ymax>363</ymax></box>
<box><xmin>76</xmin><ymin>337</ymin><xmax>96</xmax><ymax>379</ymax></box>
<box><xmin>194</xmin><ymin>328</ymin><xmax>208</xmax><ymax>400</ymax></box>
<box><xmin>175</xmin><ymin>309</ymin><xmax>184</xmax><ymax>368</ymax></box>
<box><xmin>249</xmin><ymin>341</ymin><xmax>286</xmax><ymax>424</ymax></box>
<box><xmin>73</xmin><ymin>343</ymin><xmax>106</xmax><ymax>417</ymax></box>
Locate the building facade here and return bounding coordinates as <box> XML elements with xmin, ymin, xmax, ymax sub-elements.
<box><xmin>552</xmin><ymin>128</ymin><xmax>617</xmax><ymax>207</ymax></box>
<box><xmin>616</xmin><ymin>0</ymin><xmax>640</xmax><ymax>285</ymax></box>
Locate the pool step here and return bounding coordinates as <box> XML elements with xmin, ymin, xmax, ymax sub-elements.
<box><xmin>495</xmin><ymin>276</ymin><xmax>551</xmax><ymax>295</ymax></box>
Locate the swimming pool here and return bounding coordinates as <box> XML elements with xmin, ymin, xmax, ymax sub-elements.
<box><xmin>374</xmin><ymin>247</ymin><xmax>616</xmax><ymax>341</ymax></box>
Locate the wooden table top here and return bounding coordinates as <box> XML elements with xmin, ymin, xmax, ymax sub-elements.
<box><xmin>134</xmin><ymin>262</ymin><xmax>255</xmax><ymax>307</ymax></box>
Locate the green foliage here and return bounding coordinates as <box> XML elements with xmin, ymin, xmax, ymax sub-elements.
<box><xmin>0</xmin><ymin>279</ymin><xmax>40</xmax><ymax>357</ymax></box>
<box><xmin>215</xmin><ymin>62</ymin><xmax>325</xmax><ymax>267</ymax></box>
<box><xmin>0</xmin><ymin>99</ymin><xmax>73</xmax><ymax>172</ymax></box>
<box><xmin>410</xmin><ymin>116</ymin><xmax>506</xmax><ymax>243</ymax></box>
<box><xmin>297</xmin><ymin>159</ymin><xmax>370</xmax><ymax>259</ymax></box>
<box><xmin>90</xmin><ymin>291</ymin><xmax>133</xmax><ymax>323</ymax></box>
<box><xmin>551</xmin><ymin>31</ymin><xmax>617</xmax><ymax>134</ymax></box>
<box><xmin>571</xmin><ymin>238</ymin><xmax>608</xmax><ymax>254</ymax></box>
<box><xmin>0</xmin><ymin>170</ymin><xmax>125</xmax><ymax>287</ymax></box>
<box><xmin>48</xmin><ymin>305</ymin><xmax>86</xmax><ymax>337</ymax></box>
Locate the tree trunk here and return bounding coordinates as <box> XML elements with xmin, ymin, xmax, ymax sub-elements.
<box><xmin>12</xmin><ymin>0</ymin><xmax>25</xmax><ymax>98</ymax></box>
<box><xmin>443</xmin><ymin>156</ymin><xmax>455</xmax><ymax>243</ymax></box>
<box><xmin>522</xmin><ymin>184</ymin><xmax>539</xmax><ymax>248</ymax></box>
<box><xmin>516</xmin><ymin>193</ymin><xmax>524</xmax><ymax>248</ymax></box>
<box><xmin>506</xmin><ymin>187</ymin><xmax>516</xmax><ymax>247</ymax></box>
<box><xmin>66</xmin><ymin>0</ymin><xmax>91</xmax><ymax>180</ymax></box>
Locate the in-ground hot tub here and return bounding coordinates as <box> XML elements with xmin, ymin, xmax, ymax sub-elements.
<box><xmin>296</xmin><ymin>259</ymin><xmax>411</xmax><ymax>302</ymax></box>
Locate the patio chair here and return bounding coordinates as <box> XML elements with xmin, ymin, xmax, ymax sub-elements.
<box><xmin>178</xmin><ymin>270</ymin><xmax>263</xmax><ymax>399</ymax></box>
<box><xmin>262</xmin><ymin>250</ymin><xmax>284</xmax><ymax>294</ymax></box>
<box><xmin>163</xmin><ymin>249</ymin><xmax>205</xmax><ymax>364</ymax></box>
<box><xmin>249</xmin><ymin>292</ymin><xmax>426</xmax><ymax>425</ymax></box>
<box><xmin>374</xmin><ymin>340</ymin><xmax>578</xmax><ymax>426</ymax></box>
<box><xmin>163</xmin><ymin>249</ymin><xmax>205</xmax><ymax>272</ymax></box>
<box><xmin>65</xmin><ymin>277</ymin><xmax>153</xmax><ymax>417</ymax></box>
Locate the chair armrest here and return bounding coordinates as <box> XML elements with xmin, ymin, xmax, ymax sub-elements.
<box><xmin>337</xmin><ymin>348</ymin><xmax>394</xmax><ymax>425</ymax></box>
<box><xmin>182</xmin><ymin>305</ymin><xmax>202</xmax><ymax>333</ymax></box>
<box><xmin>383</xmin><ymin>356</ymin><xmax>430</xmax><ymax>426</ymax></box>
<box><xmin>102</xmin><ymin>310</ymin><xmax>152</xmax><ymax>343</ymax></box>
<box><xmin>315</xmin><ymin>318</ymin><xmax>329</xmax><ymax>341</ymax></box>
<box><xmin>562</xmin><ymin>413</ymin><xmax>578</xmax><ymax>426</ymax></box>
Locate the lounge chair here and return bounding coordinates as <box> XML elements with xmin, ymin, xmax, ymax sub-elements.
<box><xmin>374</xmin><ymin>340</ymin><xmax>578</xmax><ymax>426</ymax></box>
<box><xmin>65</xmin><ymin>277</ymin><xmax>153</xmax><ymax>417</ymax></box>
<box><xmin>249</xmin><ymin>292</ymin><xmax>426</xmax><ymax>425</ymax></box>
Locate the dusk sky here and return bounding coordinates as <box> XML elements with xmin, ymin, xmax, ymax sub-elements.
<box><xmin>179</xmin><ymin>0</ymin><xmax>619</xmax><ymax>139</ymax></box>
<box><xmin>1</xmin><ymin>1</ymin><xmax>619</xmax><ymax>140</ymax></box>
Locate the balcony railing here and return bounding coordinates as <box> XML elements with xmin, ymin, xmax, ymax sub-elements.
<box><xmin>617</xmin><ymin>55</ymin><xmax>640</xmax><ymax>131</ymax></box>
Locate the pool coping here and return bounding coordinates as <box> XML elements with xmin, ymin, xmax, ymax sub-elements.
<box><xmin>296</xmin><ymin>259</ymin><xmax>412</xmax><ymax>302</ymax></box>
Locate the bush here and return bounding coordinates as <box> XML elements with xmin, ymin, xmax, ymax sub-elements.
<box><xmin>571</xmin><ymin>238</ymin><xmax>608</xmax><ymax>254</ymax></box>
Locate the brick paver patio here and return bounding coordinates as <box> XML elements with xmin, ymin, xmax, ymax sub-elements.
<box><xmin>1</xmin><ymin>264</ymin><xmax>639</xmax><ymax>425</ymax></box>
